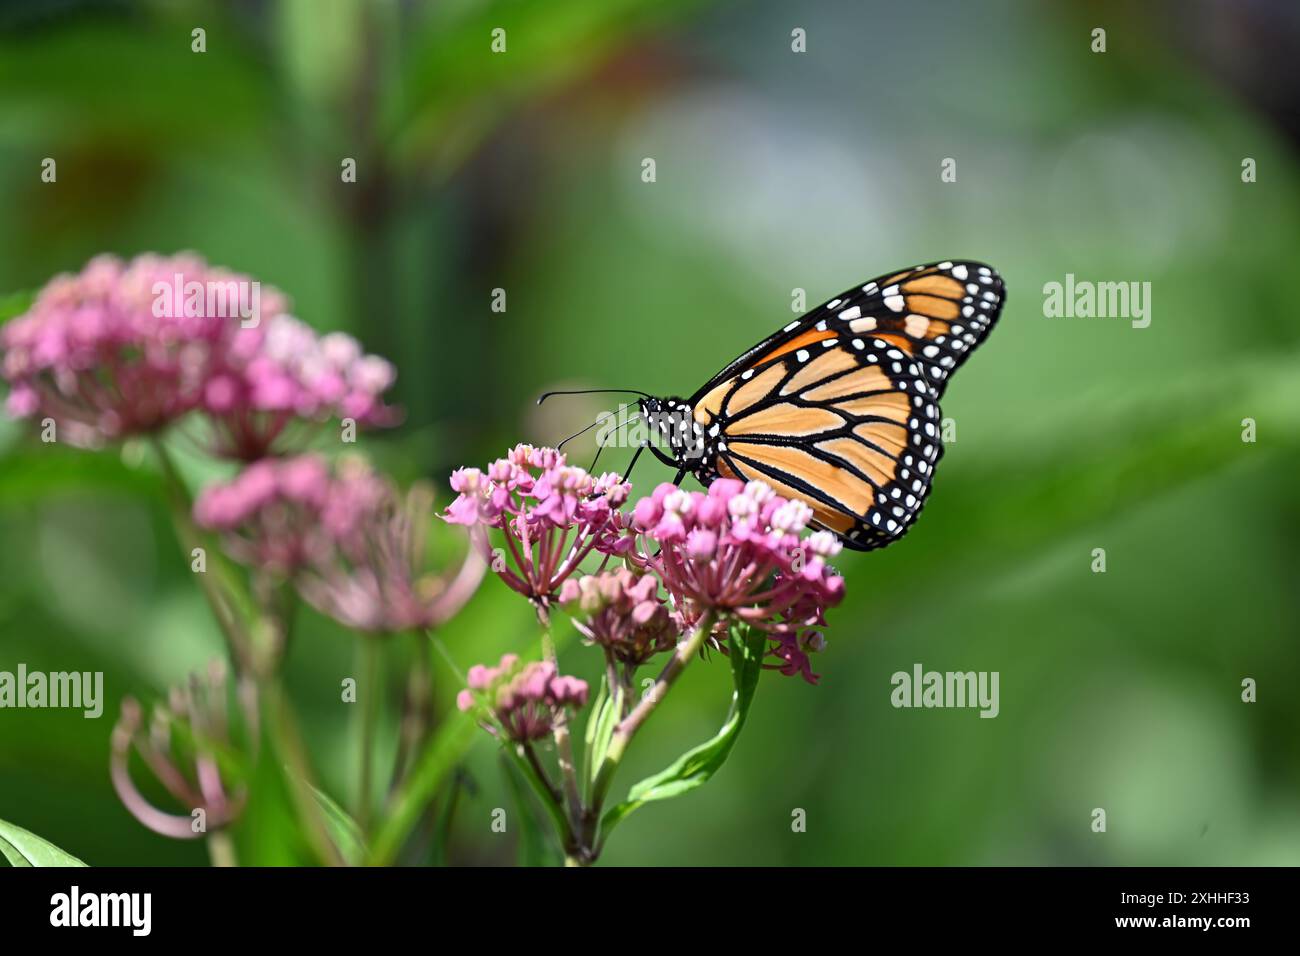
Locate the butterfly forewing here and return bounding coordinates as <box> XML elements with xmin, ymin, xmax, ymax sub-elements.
<box><xmin>686</xmin><ymin>260</ymin><xmax>1004</xmax><ymax>551</ymax></box>
<box><xmin>695</xmin><ymin>260</ymin><xmax>1003</xmax><ymax>403</ymax></box>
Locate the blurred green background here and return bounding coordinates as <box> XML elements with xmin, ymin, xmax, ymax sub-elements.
<box><xmin>1</xmin><ymin>0</ymin><xmax>1298</xmax><ymax>866</ymax></box>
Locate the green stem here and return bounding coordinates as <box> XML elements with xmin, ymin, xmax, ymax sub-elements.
<box><xmin>150</xmin><ymin>438</ymin><xmax>254</xmax><ymax>667</ymax></box>
<box><xmin>535</xmin><ymin>604</ymin><xmax>584</xmax><ymax>839</ymax></box>
<box><xmin>390</xmin><ymin>635</ymin><xmax>432</xmax><ymax>796</ymax></box>
<box><xmin>584</xmin><ymin>610</ymin><xmax>717</xmax><ymax>855</ymax></box>
<box><xmin>505</xmin><ymin>744</ymin><xmax>577</xmax><ymax>861</ymax></box>
<box><xmin>357</xmin><ymin>639</ymin><xmax>382</xmax><ymax>829</ymax></box>
<box><xmin>260</xmin><ymin>678</ymin><xmax>346</xmax><ymax>866</ymax></box>
<box><xmin>206</xmin><ymin>829</ymin><xmax>237</xmax><ymax>867</ymax></box>
<box><xmin>426</xmin><ymin>630</ymin><xmax>466</xmax><ymax>683</ymax></box>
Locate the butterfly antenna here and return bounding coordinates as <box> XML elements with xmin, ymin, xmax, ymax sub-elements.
<box><xmin>557</xmin><ymin>400</ymin><xmax>640</xmax><ymax>456</ymax></box>
<box><xmin>590</xmin><ymin>409</ymin><xmax>647</xmax><ymax>474</ymax></box>
<box><xmin>557</xmin><ymin>411</ymin><xmax>612</xmax><ymax>452</ymax></box>
<box><xmin>537</xmin><ymin>387</ymin><xmax>651</xmax><ymax>406</ymax></box>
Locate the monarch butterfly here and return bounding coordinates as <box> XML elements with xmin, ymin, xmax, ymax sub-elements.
<box><xmin>548</xmin><ymin>260</ymin><xmax>1004</xmax><ymax>551</ymax></box>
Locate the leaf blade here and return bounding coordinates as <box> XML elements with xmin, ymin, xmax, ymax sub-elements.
<box><xmin>599</xmin><ymin>623</ymin><xmax>766</xmax><ymax>840</ymax></box>
<box><xmin>0</xmin><ymin>818</ymin><xmax>87</xmax><ymax>867</ymax></box>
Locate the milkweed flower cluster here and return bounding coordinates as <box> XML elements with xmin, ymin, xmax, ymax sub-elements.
<box><xmin>193</xmin><ymin>454</ymin><xmax>336</xmax><ymax>575</ymax></box>
<box><xmin>444</xmin><ymin>444</ymin><xmax>630</xmax><ymax>605</ymax></box>
<box><xmin>110</xmin><ymin>661</ymin><xmax>256</xmax><ymax>840</ymax></box>
<box><xmin>201</xmin><ymin>314</ymin><xmax>399</xmax><ymax>460</ymax></box>
<box><xmin>450</xmin><ymin>448</ymin><xmax>846</xmax><ymax>686</ymax></box>
<box><xmin>558</xmin><ymin>568</ymin><xmax>678</xmax><ymax>668</ymax></box>
<box><xmin>195</xmin><ymin>455</ymin><xmax>484</xmax><ymax>633</ymax></box>
<box><xmin>3</xmin><ymin>254</ymin><xmax>490</xmax><ymax>861</ymax></box>
<box><xmin>622</xmin><ymin>479</ymin><xmax>845</xmax><ymax>683</ymax></box>
<box><xmin>456</xmin><ymin>653</ymin><xmax>589</xmax><ymax>743</ymax></box>
<box><xmin>0</xmin><ymin>253</ymin><xmax>399</xmax><ymax>456</ymax></box>
<box><xmin>450</xmin><ymin>445</ymin><xmax>847</xmax><ymax>865</ymax></box>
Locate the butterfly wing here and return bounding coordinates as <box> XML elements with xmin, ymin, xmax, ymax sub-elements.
<box><xmin>695</xmin><ymin>260</ymin><xmax>1004</xmax><ymax>402</ymax></box>
<box><xmin>688</xmin><ymin>261</ymin><xmax>1004</xmax><ymax>551</ymax></box>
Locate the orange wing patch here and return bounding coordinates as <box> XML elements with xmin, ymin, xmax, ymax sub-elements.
<box><xmin>780</xmin><ymin>348</ymin><xmax>856</xmax><ymax>396</ymax></box>
<box><xmin>816</xmin><ymin>437</ymin><xmax>896</xmax><ymax>489</ymax></box>
<box><xmin>751</xmin><ymin>327</ymin><xmax>838</xmax><ymax>367</ymax></box>
<box><xmin>834</xmin><ymin>392</ymin><xmax>909</xmax><ymax>423</ymax></box>
<box><xmin>855</xmin><ymin>422</ymin><xmax>908</xmax><ymax>455</ymax></box>
<box><xmin>725</xmin><ymin>363</ymin><xmax>786</xmax><ymax>417</ymax></box>
<box><xmin>727</xmin><ymin>441</ymin><xmax>876</xmax><ymax>516</ymax></box>
<box><xmin>802</xmin><ymin>365</ymin><xmax>892</xmax><ymax>401</ymax></box>
<box><xmin>726</xmin><ymin>403</ymin><xmax>844</xmax><ymax>438</ymax></box>
<box><xmin>901</xmin><ymin>274</ymin><xmax>964</xmax><ymax>298</ymax></box>
<box><xmin>727</xmin><ymin>451</ymin><xmax>857</xmax><ymax>534</ymax></box>
<box><xmin>901</xmin><ymin>294</ymin><xmax>959</xmax><ymax>320</ymax></box>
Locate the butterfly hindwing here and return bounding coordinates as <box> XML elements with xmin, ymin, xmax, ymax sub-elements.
<box><xmin>691</xmin><ymin>338</ymin><xmax>940</xmax><ymax>550</ymax></box>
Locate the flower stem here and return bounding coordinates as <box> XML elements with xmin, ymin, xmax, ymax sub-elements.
<box><xmin>206</xmin><ymin>830</ymin><xmax>237</xmax><ymax>867</ymax></box>
<box><xmin>357</xmin><ymin>639</ymin><xmax>382</xmax><ymax>829</ymax></box>
<box><xmin>259</xmin><ymin>677</ymin><xmax>346</xmax><ymax>866</ymax></box>
<box><xmin>150</xmin><ymin>437</ymin><xmax>256</xmax><ymax>672</ymax></box>
<box><xmin>584</xmin><ymin>610</ymin><xmax>717</xmax><ymax>851</ymax></box>
<box><xmin>534</xmin><ymin>603</ymin><xmax>585</xmax><ymax>837</ymax></box>
<box><xmin>390</xmin><ymin>634</ymin><xmax>432</xmax><ymax>796</ymax></box>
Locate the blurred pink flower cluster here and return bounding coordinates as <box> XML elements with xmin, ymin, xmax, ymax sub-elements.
<box><xmin>456</xmin><ymin>653</ymin><xmax>589</xmax><ymax>743</ymax></box>
<box><xmin>111</xmin><ymin>661</ymin><xmax>255</xmax><ymax>840</ymax></box>
<box><xmin>196</xmin><ymin>454</ymin><xmax>484</xmax><ymax>633</ymax></box>
<box><xmin>1</xmin><ymin>253</ymin><xmax>398</xmax><ymax>457</ymax></box>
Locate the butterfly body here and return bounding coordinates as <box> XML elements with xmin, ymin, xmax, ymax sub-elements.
<box><xmin>639</xmin><ymin>260</ymin><xmax>1005</xmax><ymax>551</ymax></box>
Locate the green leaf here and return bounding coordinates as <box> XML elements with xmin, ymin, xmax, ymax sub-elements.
<box><xmin>0</xmin><ymin>818</ymin><xmax>87</xmax><ymax>867</ymax></box>
<box><xmin>583</xmin><ymin>676</ymin><xmax>609</xmax><ymax>753</ymax></box>
<box><xmin>369</xmin><ymin>707</ymin><xmax>477</xmax><ymax>865</ymax></box>
<box><xmin>307</xmin><ymin>784</ymin><xmax>368</xmax><ymax>867</ymax></box>
<box><xmin>386</xmin><ymin>0</ymin><xmax>708</xmax><ymax>174</ymax></box>
<box><xmin>581</xmin><ymin>676</ymin><xmax>622</xmax><ymax>800</ymax></box>
<box><xmin>500</xmin><ymin>754</ymin><xmax>563</xmax><ymax>867</ymax></box>
<box><xmin>501</xmin><ymin>742</ymin><xmax>573</xmax><ymax>860</ymax></box>
<box><xmin>589</xmin><ymin>683</ymin><xmax>622</xmax><ymax>784</ymax></box>
<box><xmin>229</xmin><ymin>701</ymin><xmax>319</xmax><ymax>867</ymax></box>
<box><xmin>600</xmin><ymin>623</ymin><xmax>766</xmax><ymax>839</ymax></box>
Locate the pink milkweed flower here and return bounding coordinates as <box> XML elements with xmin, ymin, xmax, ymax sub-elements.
<box><xmin>110</xmin><ymin>660</ymin><xmax>257</xmax><ymax>840</ymax></box>
<box><xmin>195</xmin><ymin>455</ymin><xmax>485</xmax><ymax>633</ymax></box>
<box><xmin>618</xmin><ymin>479</ymin><xmax>845</xmax><ymax>683</ymax></box>
<box><xmin>0</xmin><ymin>253</ymin><xmax>286</xmax><ymax>447</ymax></box>
<box><xmin>201</xmin><ymin>316</ymin><xmax>402</xmax><ymax>461</ymax></box>
<box><xmin>193</xmin><ymin>454</ymin><xmax>335</xmax><ymax>576</ymax></box>
<box><xmin>443</xmin><ymin>444</ymin><xmax>630</xmax><ymax>610</ymax></box>
<box><xmin>456</xmin><ymin>653</ymin><xmax>589</xmax><ymax>743</ymax></box>
<box><xmin>0</xmin><ymin>253</ymin><xmax>401</xmax><ymax>458</ymax></box>
<box><xmin>558</xmin><ymin>568</ymin><xmax>679</xmax><ymax>669</ymax></box>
